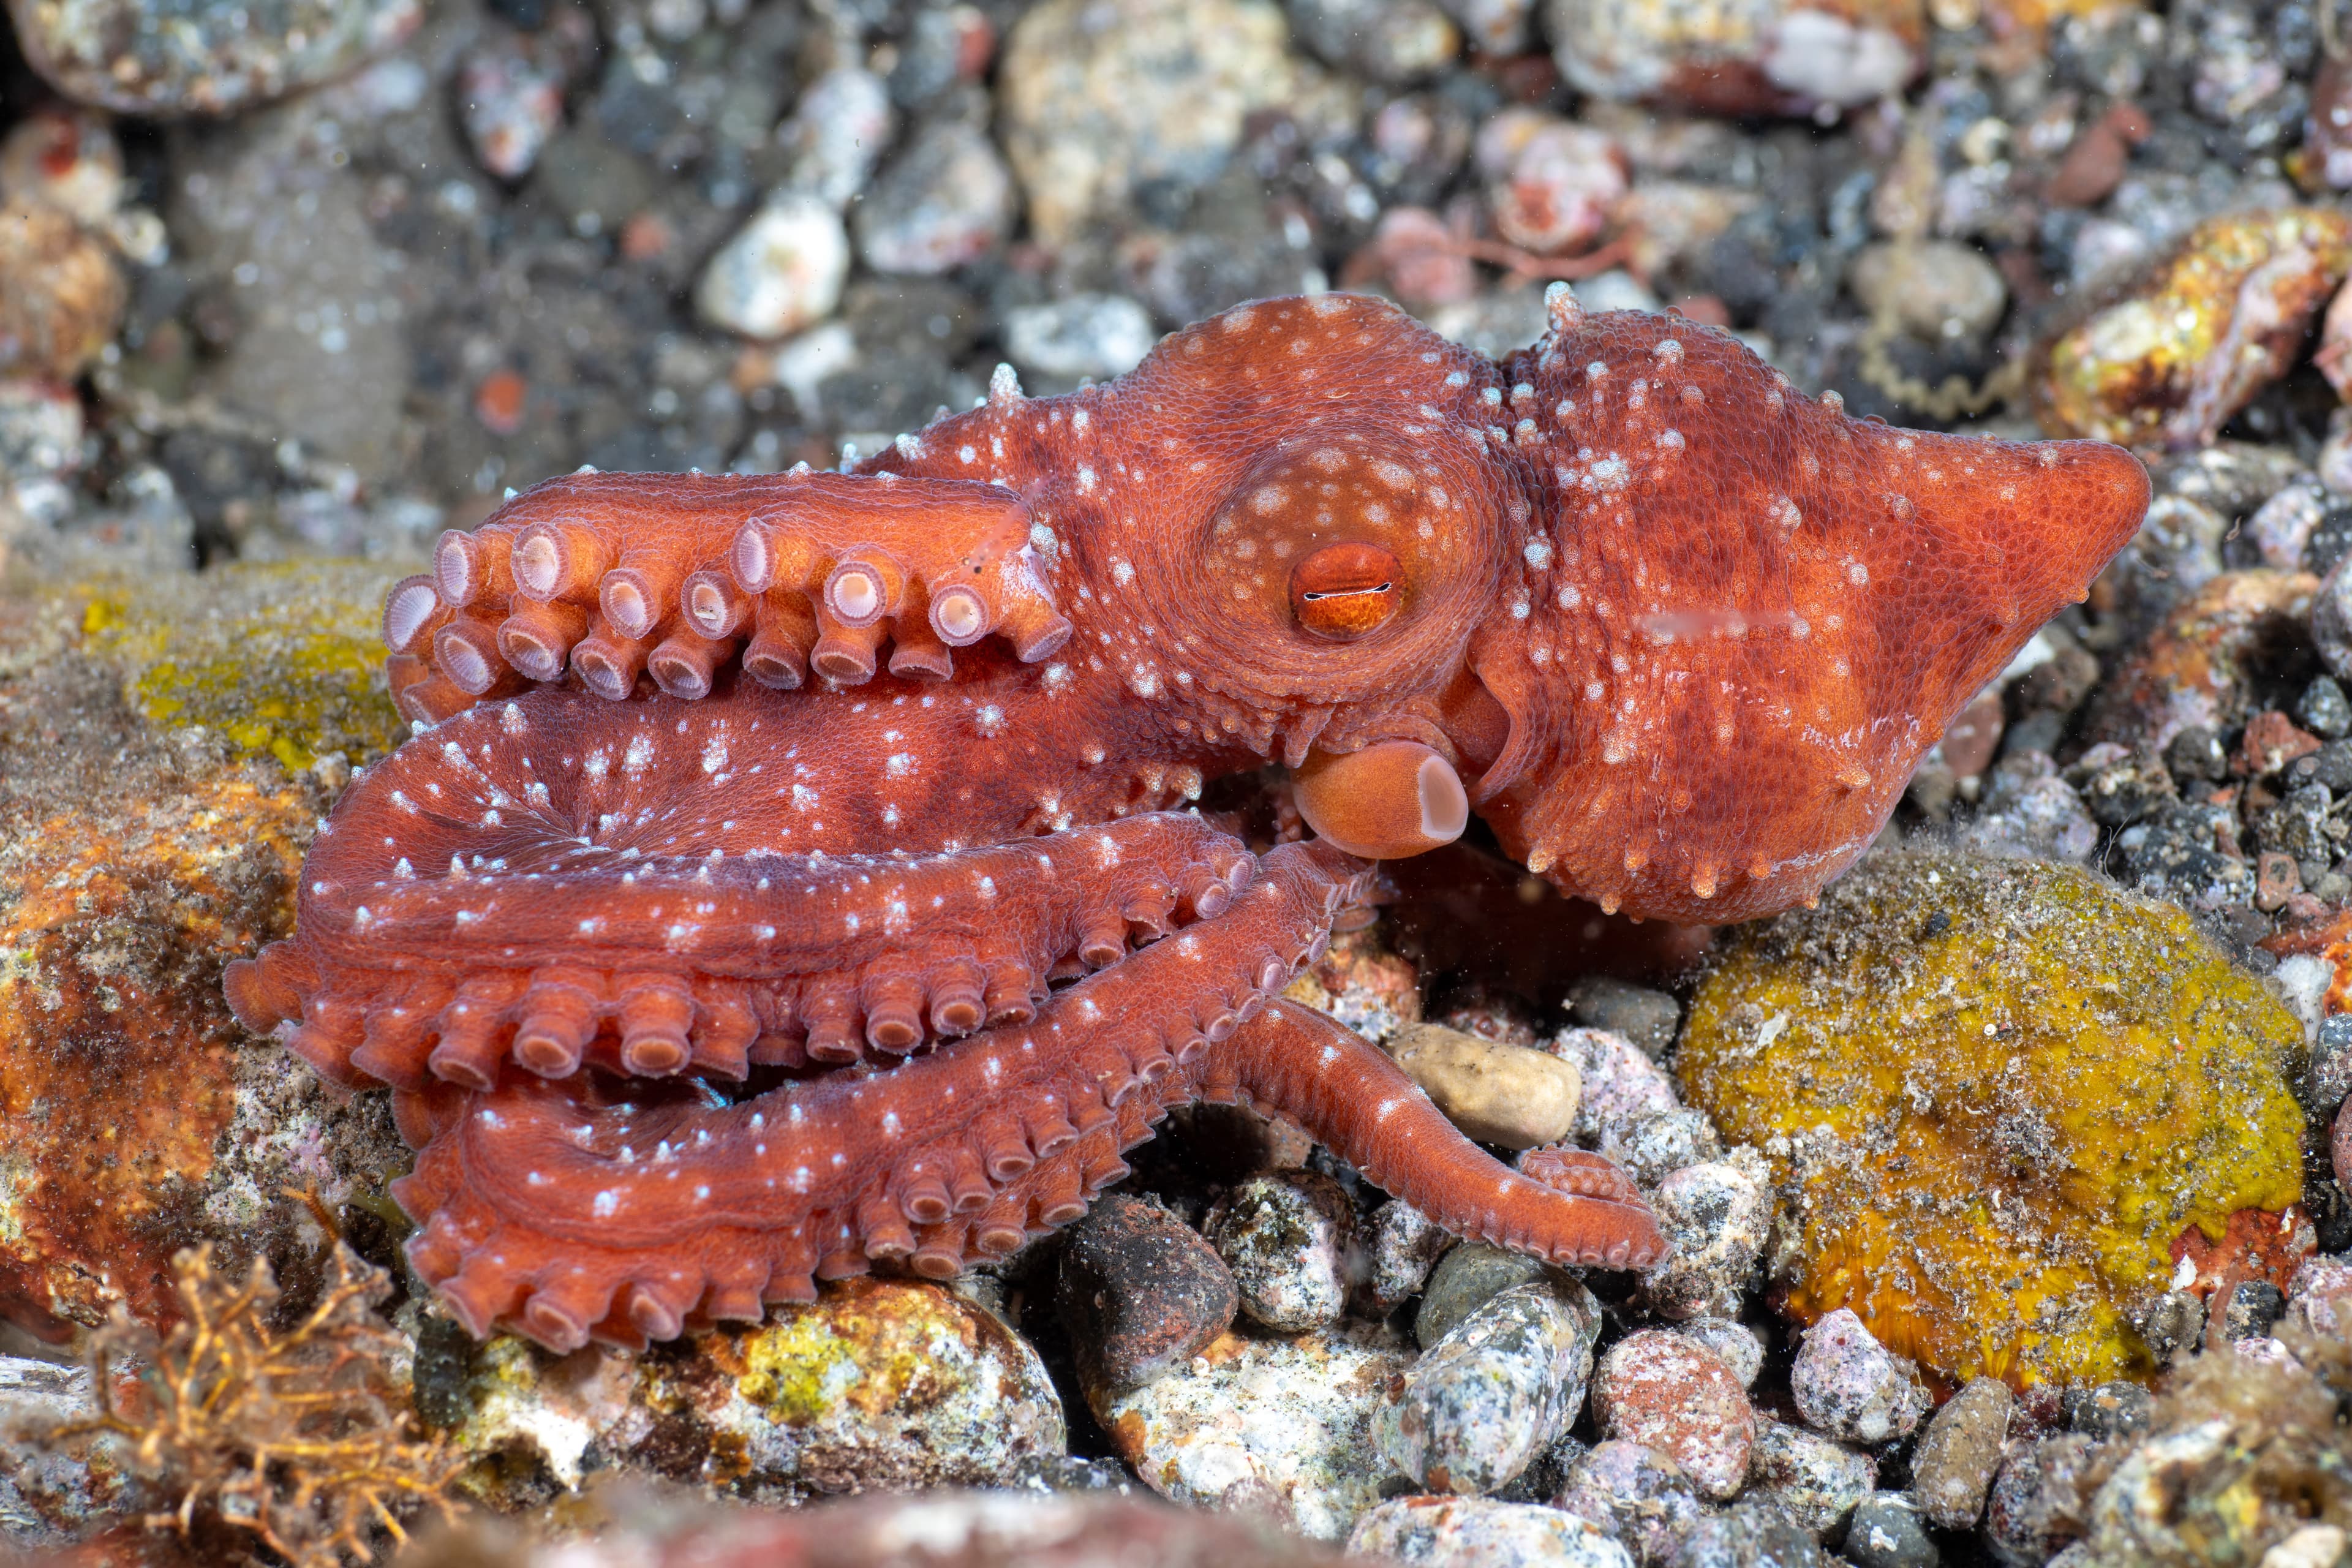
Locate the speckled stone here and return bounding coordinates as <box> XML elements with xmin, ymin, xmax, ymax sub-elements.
<box><xmin>1004</xmin><ymin>294</ymin><xmax>1159</xmax><ymax>385</ymax></box>
<box><xmin>1591</xmin><ymin>1331</ymin><xmax>1756</xmax><ymax>1501</ymax></box>
<box><xmin>1348</xmin><ymin>1495</ymin><xmax>1637</xmax><ymax>1567</ymax></box>
<box><xmin>1745</xmin><ymin>1417</ymin><xmax>1875</xmax><ymax>1538</ymax></box>
<box><xmin>1672</xmin><ymin>1499</ymin><xmax>1834</xmax><ymax>1568</ymax></box>
<box><xmin>1058</xmin><ymin>1193</ymin><xmax>1238</xmax><ymax>1396</ymax></box>
<box><xmin>1789</xmin><ymin>1308</ymin><xmax>1928</xmax><ymax>1444</ymax></box>
<box><xmin>1676</xmin><ymin>1317</ymin><xmax>1766</xmax><ymax>1389</ymax></box>
<box><xmin>1415</xmin><ymin>1243</ymin><xmax>1550</xmax><ymax>1349</ymax></box>
<box><xmin>1376</xmin><ymin>1276</ymin><xmax>1602</xmax><ymax>1496</ymax></box>
<box><xmin>10</xmin><ymin>0</ymin><xmax>423</xmax><ymax>115</ymax></box>
<box><xmin>1545</xmin><ymin>1027</ymin><xmax>1719</xmax><ymax>1185</ymax></box>
<box><xmin>1543</xmin><ymin>0</ymin><xmax>1919</xmax><ymax>114</ymax></box>
<box><xmin>1982</xmin><ymin>1433</ymin><xmax>2096</xmax><ymax>1567</ymax></box>
<box><xmin>1365</xmin><ymin>1199</ymin><xmax>1457</xmax><ymax>1316</ymax></box>
<box><xmin>1910</xmin><ymin>1376</ymin><xmax>2012</xmax><ymax>1529</ymax></box>
<box><xmin>1550</xmin><ymin>1439</ymin><xmax>1706</xmax><ymax>1565</ymax></box>
<box><xmin>1635</xmin><ymin>1148</ymin><xmax>1773</xmax><ymax>1322</ymax></box>
<box><xmin>1207</xmin><ymin>1169</ymin><xmax>1357</xmax><ymax>1333</ymax></box>
<box><xmin>854</xmin><ymin>119</ymin><xmax>1015</xmax><ymax>276</ymax></box>
<box><xmin>1845</xmin><ymin>1493</ymin><xmax>1940</xmax><ymax>1568</ymax></box>
<box><xmin>1097</xmin><ymin>1323</ymin><xmax>1408</xmax><ymax>1540</ymax></box>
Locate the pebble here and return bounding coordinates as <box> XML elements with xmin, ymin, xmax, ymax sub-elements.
<box><xmin>2222</xmin><ymin>1278</ymin><xmax>2287</xmax><ymax>1341</ymax></box>
<box><xmin>1475</xmin><ymin>111</ymin><xmax>1629</xmax><ymax>257</ymax></box>
<box><xmin>1376</xmin><ymin>1276</ymin><xmax>1602</xmax><ymax>1496</ymax></box>
<box><xmin>1955</xmin><ymin>755</ymin><xmax>2100</xmax><ymax>864</ymax></box>
<box><xmin>1590</xmin><ymin>1330</ymin><xmax>1755</xmax><ymax>1501</ymax></box>
<box><xmin>11</xmin><ymin>0</ymin><xmax>422</xmax><ymax>115</ymax></box>
<box><xmin>1745</xmin><ymin>1417</ymin><xmax>1875</xmax><ymax>1538</ymax></box>
<box><xmin>1415</xmin><ymin>1243</ymin><xmax>1550</xmax><ymax>1349</ymax></box>
<box><xmin>2250</xmin><ymin>478</ymin><xmax>2332</xmax><ymax>573</ymax></box>
<box><xmin>0</xmin><ymin>196</ymin><xmax>125</xmax><ymax>385</ymax></box>
<box><xmin>456</xmin><ymin>15</ymin><xmax>589</xmax><ymax>180</ymax></box>
<box><xmin>2062</xmin><ymin>1380</ymin><xmax>2153</xmax><ymax>1441</ymax></box>
<box><xmin>1544</xmin><ymin>0</ymin><xmax>1918</xmax><ymax>115</ymax></box>
<box><xmin>1097</xmin><ymin>1322</ymin><xmax>1408</xmax><ymax>1540</ymax></box>
<box><xmin>696</xmin><ymin>195</ymin><xmax>851</xmax><ymax>340</ymax></box>
<box><xmin>1910</xmin><ymin>1375</ymin><xmax>2011</xmax><ymax>1528</ymax></box>
<box><xmin>1057</xmin><ymin>1193</ymin><xmax>1237</xmax><ymax>1395</ymax></box>
<box><xmin>1000</xmin><ymin>0</ymin><xmax>1313</xmax><ymax>245</ymax></box>
<box><xmin>1673</xmin><ymin>1499</ymin><xmax>1833</xmax><ymax>1568</ymax></box>
<box><xmin>1788</xmin><ymin>1308</ymin><xmax>1928</xmax><ymax>1445</ymax></box>
<box><xmin>1849</xmin><ymin>241</ymin><xmax>2008</xmax><ymax>343</ymax></box>
<box><xmin>2264</xmin><ymin>1525</ymin><xmax>2352</xmax><ymax>1568</ymax></box>
<box><xmin>1287</xmin><ymin>0</ymin><xmax>1461</xmax><ymax>82</ymax></box>
<box><xmin>854</xmin><ymin>121</ymin><xmax>1015</xmax><ymax>276</ymax></box>
<box><xmin>1387</xmin><ymin>1022</ymin><xmax>1581</xmax><ymax>1151</ymax></box>
<box><xmin>2067</xmin><ymin>742</ymin><xmax>2179</xmax><ymax>829</ymax></box>
<box><xmin>1207</xmin><ymin>1169</ymin><xmax>1357</xmax><ymax>1333</ymax></box>
<box><xmin>0</xmin><ymin>382</ymin><xmax>87</xmax><ymax>540</ymax></box>
<box><xmin>1634</xmin><ymin>1148</ymin><xmax>1773</xmax><ymax>1322</ymax></box>
<box><xmin>1676</xmin><ymin>1317</ymin><xmax>1765</xmax><ymax>1389</ymax></box>
<box><xmin>1845</xmin><ymin>1493</ymin><xmax>1940</xmax><ymax>1568</ymax></box>
<box><xmin>1981</xmin><ymin>1433</ymin><xmax>2097</xmax><ymax>1566</ymax></box>
<box><xmin>2298</xmin><ymin>677</ymin><xmax>2352</xmax><ymax>741</ymax></box>
<box><xmin>2285</xmin><ymin>1254</ymin><xmax>2352</xmax><ymax>1336</ymax></box>
<box><xmin>1545</xmin><ymin>1026</ymin><xmax>1719</xmax><ymax>1184</ymax></box>
<box><xmin>1564</xmin><ymin>978</ymin><xmax>1681</xmax><ymax>1060</ymax></box>
<box><xmin>1348</xmin><ymin>1495</ymin><xmax>1637</xmax><ymax>1568</ymax></box>
<box><xmin>781</xmin><ymin>67</ymin><xmax>895</xmax><ymax>209</ymax></box>
<box><xmin>1365</xmin><ymin>1199</ymin><xmax>1456</xmax><ymax>1316</ymax></box>
<box><xmin>1003</xmin><ymin>294</ymin><xmax>1160</xmax><ymax>385</ymax></box>
<box><xmin>1551</xmin><ymin>1440</ymin><xmax>1707</xmax><ymax>1565</ymax></box>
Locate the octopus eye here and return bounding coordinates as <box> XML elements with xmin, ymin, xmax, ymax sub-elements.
<box><xmin>1289</xmin><ymin>542</ymin><xmax>1403</xmax><ymax>640</ymax></box>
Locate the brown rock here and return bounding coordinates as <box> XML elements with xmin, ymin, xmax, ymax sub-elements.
<box><xmin>1059</xmin><ymin>1194</ymin><xmax>1238</xmax><ymax>1396</ymax></box>
<box><xmin>1911</xmin><ymin>1374</ymin><xmax>2012</xmax><ymax>1528</ymax></box>
<box><xmin>2235</xmin><ymin>710</ymin><xmax>2324</xmax><ymax>778</ymax></box>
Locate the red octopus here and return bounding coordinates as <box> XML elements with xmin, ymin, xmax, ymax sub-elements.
<box><xmin>225</xmin><ymin>290</ymin><xmax>2148</xmax><ymax>1353</ymax></box>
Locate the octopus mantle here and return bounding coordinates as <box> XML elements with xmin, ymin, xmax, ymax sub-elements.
<box><xmin>226</xmin><ymin>290</ymin><xmax>2147</xmax><ymax>1352</ymax></box>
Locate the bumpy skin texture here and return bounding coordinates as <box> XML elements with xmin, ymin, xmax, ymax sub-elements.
<box><xmin>227</xmin><ymin>292</ymin><xmax>2148</xmax><ymax>1351</ymax></box>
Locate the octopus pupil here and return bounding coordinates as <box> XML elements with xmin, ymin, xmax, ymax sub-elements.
<box><xmin>1303</xmin><ymin>584</ymin><xmax>1392</xmax><ymax>600</ymax></box>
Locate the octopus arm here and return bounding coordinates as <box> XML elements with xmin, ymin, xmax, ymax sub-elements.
<box><xmin>385</xmin><ymin>839</ymin><xmax>1371</xmax><ymax>1352</ymax></box>
<box><xmin>388</xmin><ymin>469</ymin><xmax>1071</xmax><ymax>720</ymax></box>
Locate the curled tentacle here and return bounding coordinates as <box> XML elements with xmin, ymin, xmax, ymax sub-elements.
<box><xmin>385</xmin><ymin>839</ymin><xmax>1357</xmax><ymax>1351</ymax></box>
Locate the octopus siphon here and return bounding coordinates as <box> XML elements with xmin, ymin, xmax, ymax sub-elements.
<box><xmin>226</xmin><ymin>287</ymin><xmax>2149</xmax><ymax>1352</ymax></box>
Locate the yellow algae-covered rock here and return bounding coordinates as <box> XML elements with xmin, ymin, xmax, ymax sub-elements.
<box><xmin>1678</xmin><ymin>851</ymin><xmax>2305</xmax><ymax>1390</ymax></box>
<box><xmin>2040</xmin><ymin>209</ymin><xmax>2352</xmax><ymax>451</ymax></box>
<box><xmin>454</xmin><ymin>1280</ymin><xmax>1065</xmax><ymax>1498</ymax></box>
<box><xmin>0</xmin><ymin>568</ymin><xmax>405</xmax><ymax>1339</ymax></box>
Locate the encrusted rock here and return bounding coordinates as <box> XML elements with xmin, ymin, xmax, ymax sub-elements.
<box><xmin>1590</xmin><ymin>1330</ymin><xmax>1755</xmax><ymax>1501</ymax></box>
<box><xmin>1788</xmin><ymin>1308</ymin><xmax>1928</xmax><ymax>1445</ymax></box>
<box><xmin>1845</xmin><ymin>1493</ymin><xmax>1940</xmax><ymax>1568</ymax></box>
<box><xmin>1634</xmin><ymin>1148</ymin><xmax>1773</xmax><ymax>1322</ymax></box>
<box><xmin>1550</xmin><ymin>1439</ymin><xmax>1706</xmax><ymax>1566</ymax></box>
<box><xmin>1058</xmin><ymin>1194</ymin><xmax>1238</xmax><ymax>1395</ymax></box>
<box><xmin>9</xmin><ymin>0</ymin><xmax>423</xmax><ymax>115</ymax></box>
<box><xmin>1349</xmin><ymin>1494</ymin><xmax>1636</xmax><ymax>1567</ymax></box>
<box><xmin>1375</xmin><ymin>1275</ymin><xmax>1602</xmax><ymax>1496</ymax></box>
<box><xmin>1745</xmin><ymin>1417</ymin><xmax>1875</xmax><ymax>1537</ymax></box>
<box><xmin>1982</xmin><ymin>1433</ymin><xmax>2097</xmax><ymax>1567</ymax></box>
<box><xmin>1364</xmin><ymin>1199</ymin><xmax>1455</xmax><ymax>1317</ymax></box>
<box><xmin>1207</xmin><ymin>1170</ymin><xmax>1357</xmax><ymax>1333</ymax></box>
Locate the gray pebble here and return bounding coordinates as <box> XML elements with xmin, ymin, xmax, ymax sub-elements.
<box><xmin>1789</xmin><ymin>1308</ymin><xmax>1928</xmax><ymax>1444</ymax></box>
<box><xmin>854</xmin><ymin>120</ymin><xmax>1015</xmax><ymax>275</ymax></box>
<box><xmin>2313</xmin><ymin>555</ymin><xmax>2352</xmax><ymax>687</ymax></box>
<box><xmin>1983</xmin><ymin>1434</ymin><xmax>2095</xmax><ymax>1567</ymax></box>
<box><xmin>1746</xmin><ymin>1417</ymin><xmax>1875</xmax><ymax>1539</ymax></box>
<box><xmin>1416</xmin><ymin>1242</ymin><xmax>1548</xmax><ymax>1349</ymax></box>
<box><xmin>2062</xmin><ymin>1381</ymin><xmax>2152</xmax><ymax>1441</ymax></box>
<box><xmin>1565</xmin><ymin>976</ymin><xmax>1683</xmax><ymax>1059</ymax></box>
<box><xmin>1672</xmin><ymin>1499</ymin><xmax>1831</xmax><ymax>1568</ymax></box>
<box><xmin>1636</xmin><ymin>1148</ymin><xmax>1773</xmax><ymax>1322</ymax></box>
<box><xmin>1365</xmin><ymin>1199</ymin><xmax>1456</xmax><ymax>1317</ymax></box>
<box><xmin>2307</xmin><ymin>1012</ymin><xmax>2352</xmax><ymax>1117</ymax></box>
<box><xmin>1551</xmin><ymin>1440</ymin><xmax>1706</xmax><ymax>1566</ymax></box>
<box><xmin>1846</xmin><ymin>1493</ymin><xmax>1940</xmax><ymax>1568</ymax></box>
<box><xmin>1676</xmin><ymin>1317</ymin><xmax>1766</xmax><ymax>1389</ymax></box>
<box><xmin>2299</xmin><ymin>676</ymin><xmax>2352</xmax><ymax>741</ymax></box>
<box><xmin>1207</xmin><ymin>1169</ymin><xmax>1357</xmax><ymax>1333</ymax></box>
<box><xmin>1004</xmin><ymin>294</ymin><xmax>1158</xmax><ymax>383</ymax></box>
<box><xmin>1547</xmin><ymin>1026</ymin><xmax>1719</xmax><ymax>1185</ymax></box>
<box><xmin>1849</xmin><ymin>239</ymin><xmax>2008</xmax><ymax>343</ymax></box>
<box><xmin>1376</xmin><ymin>1276</ymin><xmax>1602</xmax><ymax>1497</ymax></box>
<box><xmin>1910</xmin><ymin>1375</ymin><xmax>2011</xmax><ymax>1529</ymax></box>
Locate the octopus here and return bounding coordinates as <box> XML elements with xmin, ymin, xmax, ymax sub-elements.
<box><xmin>225</xmin><ymin>288</ymin><xmax>2149</xmax><ymax>1354</ymax></box>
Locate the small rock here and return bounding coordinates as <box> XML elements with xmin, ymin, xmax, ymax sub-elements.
<box><xmin>2285</xmin><ymin>1253</ymin><xmax>2352</xmax><ymax>1337</ymax></box>
<box><xmin>1564</xmin><ymin>978</ymin><xmax>1683</xmax><ymax>1060</ymax></box>
<box><xmin>1544</xmin><ymin>0</ymin><xmax>1918</xmax><ymax>115</ymax></box>
<box><xmin>2298</xmin><ymin>677</ymin><xmax>2352</xmax><ymax>741</ymax></box>
<box><xmin>9</xmin><ymin>0</ymin><xmax>423</xmax><ymax>115</ymax></box>
<box><xmin>1476</xmin><ymin>111</ymin><xmax>1629</xmax><ymax>257</ymax></box>
<box><xmin>1746</xmin><ymin>1417</ymin><xmax>1875</xmax><ymax>1538</ymax></box>
<box><xmin>456</xmin><ymin>13</ymin><xmax>591</xmax><ymax>180</ymax></box>
<box><xmin>0</xmin><ymin>197</ymin><xmax>124</xmax><ymax>385</ymax></box>
<box><xmin>2222</xmin><ymin>1278</ymin><xmax>2286</xmax><ymax>1341</ymax></box>
<box><xmin>2062</xmin><ymin>1381</ymin><xmax>2153</xmax><ymax>1441</ymax></box>
<box><xmin>1676</xmin><ymin>1317</ymin><xmax>1765</xmax><ymax>1389</ymax></box>
<box><xmin>1376</xmin><ymin>1275</ymin><xmax>1603</xmax><ymax>1496</ymax></box>
<box><xmin>1850</xmin><ymin>241</ymin><xmax>2009</xmax><ymax>343</ymax></box>
<box><xmin>1348</xmin><ymin>1495</ymin><xmax>1636</xmax><ymax>1567</ymax></box>
<box><xmin>1789</xmin><ymin>1308</ymin><xmax>1928</xmax><ymax>1445</ymax></box>
<box><xmin>1365</xmin><ymin>1199</ymin><xmax>1456</xmax><ymax>1316</ymax></box>
<box><xmin>854</xmin><ymin>120</ymin><xmax>1015</xmax><ymax>276</ymax></box>
<box><xmin>2263</xmin><ymin>1525</ymin><xmax>2351</xmax><ymax>1568</ymax></box>
<box><xmin>1672</xmin><ymin>1499</ymin><xmax>1833</xmax><ymax>1568</ymax></box>
<box><xmin>1387</xmin><ymin>1023</ymin><xmax>1581</xmax><ymax>1151</ymax></box>
<box><xmin>1958</xmin><ymin>753</ymin><xmax>2100</xmax><ymax>864</ymax></box>
<box><xmin>1545</xmin><ymin>1026</ymin><xmax>1718</xmax><ymax>1184</ymax></box>
<box><xmin>1098</xmin><ymin>1323</ymin><xmax>1408</xmax><ymax>1540</ymax></box>
<box><xmin>1057</xmin><ymin>1193</ymin><xmax>1237</xmax><ymax>1395</ymax></box>
<box><xmin>2288</xmin><ymin>740</ymin><xmax>2352</xmax><ymax>793</ymax></box>
<box><xmin>1911</xmin><ymin>1376</ymin><xmax>2011</xmax><ymax>1528</ymax></box>
<box><xmin>1635</xmin><ymin>1148</ymin><xmax>1773</xmax><ymax>1322</ymax></box>
<box><xmin>1845</xmin><ymin>1493</ymin><xmax>1940</xmax><ymax>1568</ymax></box>
<box><xmin>2166</xmin><ymin>725</ymin><xmax>2232</xmax><ymax>784</ymax></box>
<box><xmin>1436</xmin><ymin>0</ymin><xmax>1532</xmax><ymax>53</ymax></box>
<box><xmin>2249</xmin><ymin>477</ymin><xmax>2333</xmax><ymax>573</ymax></box>
<box><xmin>1416</xmin><ymin>1243</ymin><xmax>1549</xmax><ymax>1349</ymax></box>
<box><xmin>1287</xmin><ymin>0</ymin><xmax>1460</xmax><ymax>81</ymax></box>
<box><xmin>1550</xmin><ymin>1440</ymin><xmax>1707</xmax><ymax>1566</ymax></box>
<box><xmin>696</xmin><ymin>195</ymin><xmax>851</xmax><ymax>340</ymax></box>
<box><xmin>1982</xmin><ymin>1434</ymin><xmax>2096</xmax><ymax>1567</ymax></box>
<box><xmin>781</xmin><ymin>67</ymin><xmax>895</xmax><ymax>209</ymax></box>
<box><xmin>1207</xmin><ymin>1169</ymin><xmax>1357</xmax><ymax>1333</ymax></box>
<box><xmin>1004</xmin><ymin>294</ymin><xmax>1159</xmax><ymax>384</ymax></box>
<box><xmin>2116</xmin><ymin>801</ymin><xmax>2255</xmax><ymax>912</ymax></box>
<box><xmin>2067</xmin><ymin>742</ymin><xmax>2179</xmax><ymax>828</ymax></box>
<box><xmin>1591</xmin><ymin>1330</ymin><xmax>1755</xmax><ymax>1501</ymax></box>
<box><xmin>2236</xmin><ymin>712</ymin><xmax>2324</xmax><ymax>779</ymax></box>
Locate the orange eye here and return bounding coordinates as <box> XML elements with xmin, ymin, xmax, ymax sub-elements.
<box><xmin>1290</xmin><ymin>542</ymin><xmax>1403</xmax><ymax>639</ymax></box>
